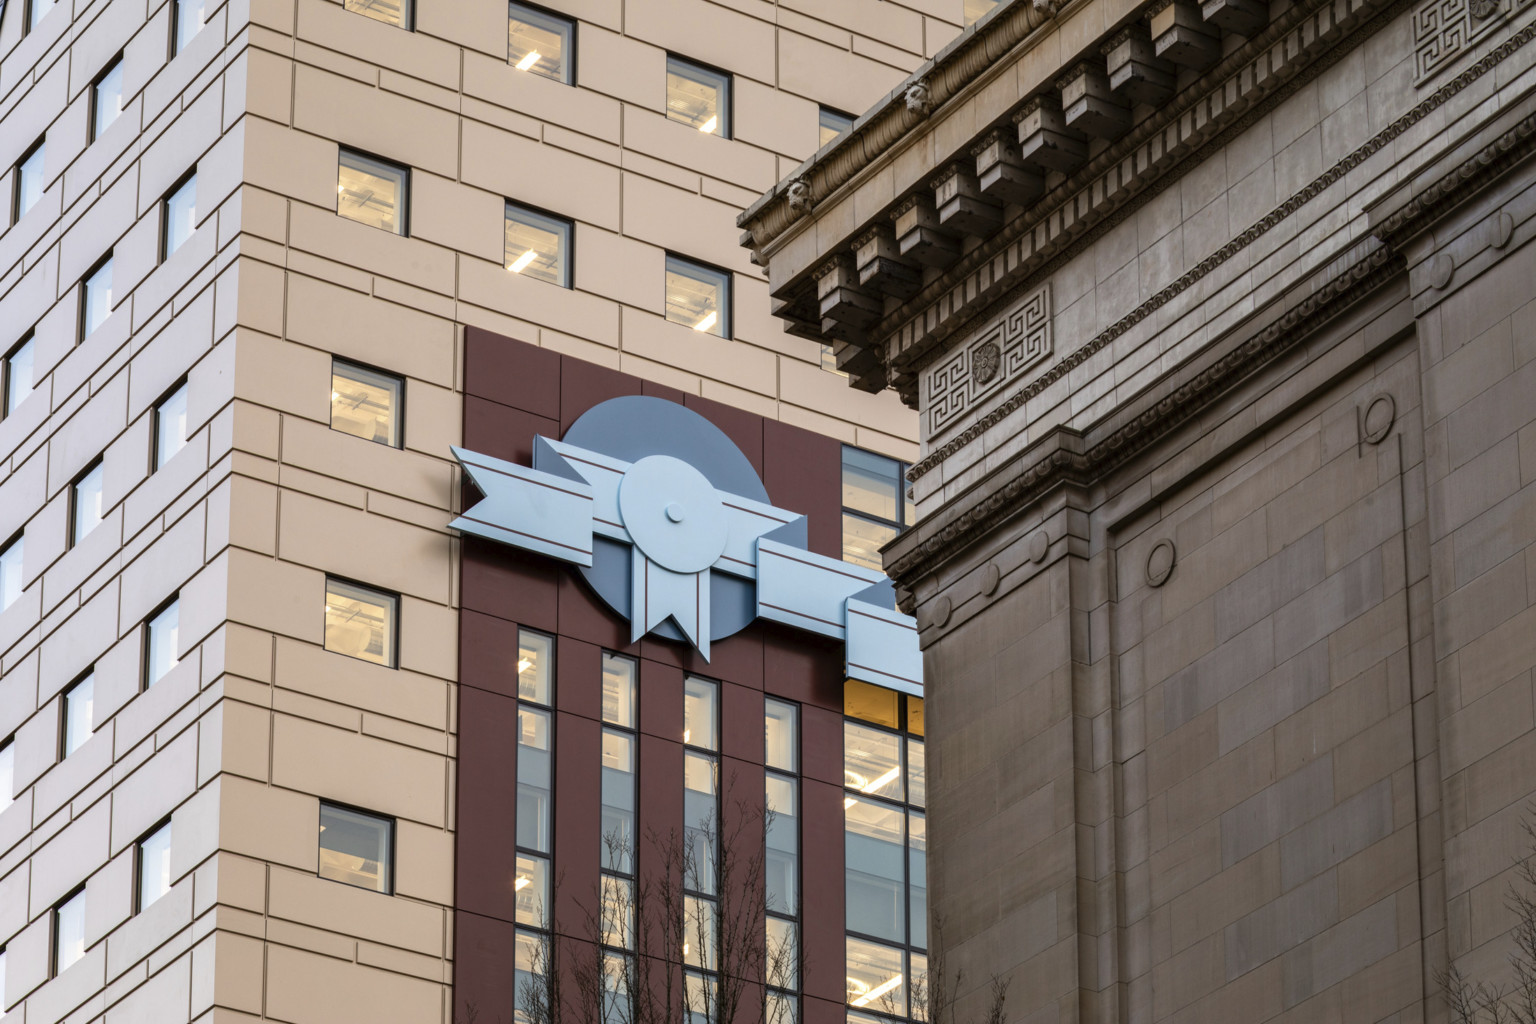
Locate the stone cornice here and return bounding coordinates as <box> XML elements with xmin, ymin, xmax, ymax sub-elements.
<box><xmin>906</xmin><ymin>18</ymin><xmax>1536</xmax><ymax>484</ymax></box>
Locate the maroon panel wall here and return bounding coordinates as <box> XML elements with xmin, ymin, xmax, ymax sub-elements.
<box><xmin>454</xmin><ymin>328</ymin><xmax>847</xmax><ymax>1024</ymax></box>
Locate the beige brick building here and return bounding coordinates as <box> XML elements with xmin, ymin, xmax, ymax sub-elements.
<box><xmin>742</xmin><ymin>0</ymin><xmax>1536</xmax><ymax>1020</ymax></box>
<box><xmin>0</xmin><ymin>0</ymin><xmax>963</xmax><ymax>1019</ymax></box>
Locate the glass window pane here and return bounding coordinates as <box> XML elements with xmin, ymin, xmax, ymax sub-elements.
<box><xmin>683</xmin><ymin>895</ymin><xmax>716</xmax><ymax>970</ymax></box>
<box><xmin>911</xmin><ymin>952</ymin><xmax>929</xmax><ymax>1022</ymax></box>
<box><xmin>164</xmin><ymin>174</ymin><xmax>197</xmax><ymax>258</ymax></box>
<box><xmin>819</xmin><ymin>108</ymin><xmax>854</xmax><ymax>148</ymax></box>
<box><xmin>146</xmin><ymin>598</ymin><xmax>179</xmax><ymax>686</ymax></box>
<box><xmin>514</xmin><ymin>928</ymin><xmax>545</xmax><ymax>1024</ymax></box>
<box><xmin>907</xmin><ymin>696</ymin><xmax>924</xmax><ymax>737</ymax></box>
<box><xmin>17</xmin><ymin>142</ymin><xmax>45</xmax><ymax>219</ymax></box>
<box><xmin>667</xmin><ymin>56</ymin><xmax>729</xmax><ymax>137</ymax></box>
<box><xmin>324</xmin><ymin>578</ymin><xmax>397</xmax><ymax>666</ymax></box>
<box><xmin>601</xmin><ymin>874</ymin><xmax>633</xmax><ymax>949</ymax></box>
<box><xmin>665</xmin><ymin>256</ymin><xmax>729</xmax><ymax>337</ymax></box>
<box><xmin>842</xmin><ymin>514</ymin><xmax>898</xmax><ymax>572</ymax></box>
<box><xmin>683</xmin><ymin>676</ymin><xmax>717</xmax><ymax>750</ymax></box>
<box><xmin>0</xmin><ymin>535</ymin><xmax>23</xmax><ymax>610</ymax></box>
<box><xmin>83</xmin><ymin>257</ymin><xmax>114</xmax><ymax>338</ymax></box>
<box><xmin>685</xmin><ymin>970</ymin><xmax>716</xmax><ymax>1024</ymax></box>
<box><xmin>601</xmin><ymin>654</ymin><xmax>636</xmax><ymax>726</ymax></box>
<box><xmin>845</xmin><ymin>722</ymin><xmax>903</xmax><ymax>801</ymax></box>
<box><xmin>72</xmin><ymin>463</ymin><xmax>104</xmax><ymax>546</ymax></box>
<box><xmin>63</xmin><ymin>673</ymin><xmax>95</xmax><ymax>757</ymax></box>
<box><xmin>518</xmin><ymin>630</ymin><xmax>553</xmax><ymax>705</ymax></box>
<box><xmin>765</xmin><ymin>698</ymin><xmax>798</xmax><ymax>772</ymax></box>
<box><xmin>505</xmin><ymin>203</ymin><xmax>571</xmax><ymax>287</ymax></box>
<box><xmin>155</xmin><ymin>383</ymin><xmax>189</xmax><ymax>469</ymax></box>
<box><xmin>515</xmin><ymin>852</ymin><xmax>550</xmax><ymax>926</ymax></box>
<box><xmin>842</xmin><ymin>447</ymin><xmax>902</xmax><ymax>522</ymax></box>
<box><xmin>846</xmin><ymin>937</ymin><xmax>906</xmax><ymax>1015</ymax></box>
<box><xmin>768</xmin><ymin>990</ymin><xmax>797</xmax><ymax>1024</ymax></box>
<box><xmin>820</xmin><ymin>342</ymin><xmax>848</xmax><ymax>377</ymax></box>
<box><xmin>318</xmin><ymin>803</ymin><xmax>392</xmax><ymax>892</ymax></box>
<box><xmin>138</xmin><ymin>821</ymin><xmax>172</xmax><ymax>909</ymax></box>
<box><xmin>338</xmin><ymin>150</ymin><xmax>407</xmax><ymax>235</ymax></box>
<box><xmin>346</xmin><ymin>0</ymin><xmax>411</xmax><ymax>26</ymax></box>
<box><xmin>909</xmin><ymin>811</ymin><xmax>927</xmax><ymax>950</ymax></box>
<box><xmin>767</xmin><ymin>916</ymin><xmax>798</xmax><ymax>989</ymax></box>
<box><xmin>518</xmin><ymin>706</ymin><xmax>553</xmax><ymax>853</ymax></box>
<box><xmin>330</xmin><ymin>360</ymin><xmax>402</xmax><ymax>447</ymax></box>
<box><xmin>684</xmin><ymin>750</ymin><xmax>717</xmax><ymax>894</ymax></box>
<box><xmin>93</xmin><ymin>60</ymin><xmax>124</xmax><ymax>140</ymax></box>
<box><xmin>964</xmin><ymin>0</ymin><xmax>1001</xmax><ymax>24</ymax></box>
<box><xmin>28</xmin><ymin>0</ymin><xmax>57</xmax><ymax>31</ymax></box>
<box><xmin>602</xmin><ymin>951</ymin><xmax>629</xmax><ymax>1024</ymax></box>
<box><xmin>845</xmin><ymin>681</ymin><xmax>899</xmax><ymax>729</ymax></box>
<box><xmin>509</xmin><ymin>3</ymin><xmax>573</xmax><ymax>83</ymax></box>
<box><xmin>907</xmin><ymin>738</ymin><xmax>926</xmax><ymax>808</ymax></box>
<box><xmin>5</xmin><ymin>335</ymin><xmax>36</xmax><ymax>416</ymax></box>
<box><xmin>174</xmin><ymin>0</ymin><xmax>205</xmax><ymax>53</ymax></box>
<box><xmin>601</xmin><ymin>729</ymin><xmax>635</xmax><ymax>872</ymax></box>
<box><xmin>765</xmin><ymin>774</ymin><xmax>798</xmax><ymax>915</ymax></box>
<box><xmin>845</xmin><ymin>796</ymin><xmax>905</xmax><ymax>942</ymax></box>
<box><xmin>54</xmin><ymin>890</ymin><xmax>86</xmax><ymax>973</ymax></box>
<box><xmin>0</xmin><ymin>740</ymin><xmax>13</xmax><ymax>813</ymax></box>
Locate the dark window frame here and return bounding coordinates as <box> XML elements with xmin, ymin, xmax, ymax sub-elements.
<box><xmin>141</xmin><ymin>592</ymin><xmax>181</xmax><ymax>691</ymax></box>
<box><xmin>133</xmin><ymin>817</ymin><xmax>174</xmax><ymax>913</ymax></box>
<box><xmin>151</xmin><ymin>378</ymin><xmax>191</xmax><ymax>471</ymax></box>
<box><xmin>58</xmin><ymin>668</ymin><xmax>96</xmax><ymax>760</ymax></box>
<box><xmin>508</xmin><ymin>0</ymin><xmax>577</xmax><ymax>84</ymax></box>
<box><xmin>2</xmin><ymin>330</ymin><xmax>36</xmax><ymax>419</ymax></box>
<box><xmin>665</xmin><ymin>53</ymin><xmax>734</xmax><ymax>140</ymax></box>
<box><xmin>12</xmin><ymin>135</ymin><xmax>45</xmax><ymax>223</ymax></box>
<box><xmin>317</xmin><ymin>799</ymin><xmax>397</xmax><ymax>895</ymax></box>
<box><xmin>159</xmin><ymin>167</ymin><xmax>198</xmax><ymax>262</ymax></box>
<box><xmin>504</xmin><ymin>199</ymin><xmax>575</xmax><ymax>289</ymax></box>
<box><xmin>322</xmin><ymin>574</ymin><xmax>402</xmax><ymax>669</ymax></box>
<box><xmin>664</xmin><ymin>252</ymin><xmax>734</xmax><ymax>340</ymax></box>
<box><xmin>78</xmin><ymin>250</ymin><xmax>115</xmax><ymax>344</ymax></box>
<box><xmin>68</xmin><ymin>456</ymin><xmax>105</xmax><ymax>550</ymax></box>
<box><xmin>337</xmin><ymin>146</ymin><xmax>412</xmax><ymax>237</ymax></box>
<box><xmin>50</xmin><ymin>883</ymin><xmax>87</xmax><ymax>978</ymax></box>
<box><xmin>89</xmin><ymin>54</ymin><xmax>126</xmax><ymax>143</ymax></box>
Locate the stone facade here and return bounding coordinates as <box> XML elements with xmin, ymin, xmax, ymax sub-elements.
<box><xmin>744</xmin><ymin>0</ymin><xmax>1536</xmax><ymax>1020</ymax></box>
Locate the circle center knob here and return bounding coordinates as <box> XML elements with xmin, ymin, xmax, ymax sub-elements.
<box><xmin>618</xmin><ymin>456</ymin><xmax>729</xmax><ymax>574</ymax></box>
<box><xmin>666</xmin><ymin>502</ymin><xmax>686</xmax><ymax>523</ymax></box>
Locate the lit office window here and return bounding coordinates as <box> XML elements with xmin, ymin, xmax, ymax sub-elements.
<box><xmin>345</xmin><ymin>0</ymin><xmax>411</xmax><ymax>27</ymax></box>
<box><xmin>667</xmin><ymin>56</ymin><xmax>730</xmax><ymax>138</ymax></box>
<box><xmin>505</xmin><ymin>202</ymin><xmax>572</xmax><ymax>287</ymax></box>
<box><xmin>53</xmin><ymin>888</ymin><xmax>86</xmax><ymax>975</ymax></box>
<box><xmin>842</xmin><ymin>446</ymin><xmax>915</xmax><ymax>571</ymax></box>
<box><xmin>62</xmin><ymin>673</ymin><xmax>95</xmax><ymax>757</ymax></box>
<box><xmin>70</xmin><ymin>461</ymin><xmax>105</xmax><ymax>548</ymax></box>
<box><xmin>318</xmin><ymin>802</ymin><xmax>393</xmax><ymax>893</ymax></box>
<box><xmin>766</xmin><ymin>698</ymin><xmax>801</xmax><ymax>1021</ymax></box>
<box><xmin>331</xmin><ymin>360</ymin><xmax>403</xmax><ymax>448</ymax></box>
<box><xmin>2</xmin><ymin>333</ymin><xmax>34</xmax><ymax>418</ymax></box>
<box><xmin>154</xmin><ymin>382</ymin><xmax>189</xmax><ymax>469</ymax></box>
<box><xmin>338</xmin><ymin>150</ymin><xmax>408</xmax><ymax>235</ymax></box>
<box><xmin>91</xmin><ymin>57</ymin><xmax>124</xmax><ymax>141</ymax></box>
<box><xmin>683</xmin><ymin>676</ymin><xmax>720</xmax><ymax>1024</ymax></box>
<box><xmin>137</xmin><ymin>821</ymin><xmax>172</xmax><ymax>910</ymax></box>
<box><xmin>145</xmin><ymin>597</ymin><xmax>179</xmax><ymax>687</ymax></box>
<box><xmin>173</xmin><ymin>0</ymin><xmax>206</xmax><ymax>54</ymax></box>
<box><xmin>509</xmin><ymin>2</ymin><xmax>574</xmax><ymax>83</ymax></box>
<box><xmin>517</xmin><ymin>629</ymin><xmax>556</xmax><ymax>1021</ymax></box>
<box><xmin>324</xmin><ymin>578</ymin><xmax>398</xmax><ymax>667</ymax></box>
<box><xmin>844</xmin><ymin>681</ymin><xmax>926</xmax><ymax>1021</ymax></box>
<box><xmin>665</xmin><ymin>255</ymin><xmax>730</xmax><ymax>338</ymax></box>
<box><xmin>601</xmin><ymin>653</ymin><xmax>638</xmax><ymax>870</ymax></box>
<box><xmin>14</xmin><ymin>139</ymin><xmax>45</xmax><ymax>221</ymax></box>
<box><xmin>0</xmin><ymin>534</ymin><xmax>23</xmax><ymax>611</ymax></box>
<box><xmin>964</xmin><ymin>0</ymin><xmax>1001</xmax><ymax>24</ymax></box>
<box><xmin>819</xmin><ymin>107</ymin><xmax>854</xmax><ymax>147</ymax></box>
<box><xmin>0</xmin><ymin>738</ymin><xmax>12</xmax><ymax>813</ymax></box>
<box><xmin>27</xmin><ymin>0</ymin><xmax>56</xmax><ymax>31</ymax></box>
<box><xmin>162</xmin><ymin>172</ymin><xmax>197</xmax><ymax>260</ymax></box>
<box><xmin>82</xmin><ymin>255</ymin><xmax>114</xmax><ymax>339</ymax></box>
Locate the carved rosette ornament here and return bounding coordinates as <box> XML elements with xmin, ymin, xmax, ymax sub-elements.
<box><xmin>971</xmin><ymin>343</ymin><xmax>1002</xmax><ymax>386</ymax></box>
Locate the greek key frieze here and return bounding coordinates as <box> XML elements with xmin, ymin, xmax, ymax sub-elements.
<box><xmin>1414</xmin><ymin>0</ymin><xmax>1529</xmax><ymax>83</ymax></box>
<box><xmin>926</xmin><ymin>284</ymin><xmax>1053</xmax><ymax>438</ymax></box>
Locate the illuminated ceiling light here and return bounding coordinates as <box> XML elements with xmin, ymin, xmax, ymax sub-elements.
<box><xmin>852</xmin><ymin>974</ymin><xmax>903</xmax><ymax>1007</ymax></box>
<box><xmin>683</xmin><ymin>728</ymin><xmax>692</xmax><ymax>743</ymax></box>
<box><xmin>861</xmin><ymin>766</ymin><xmax>900</xmax><ymax>793</ymax></box>
<box><xmin>508</xmin><ymin>249</ymin><xmax>538</xmax><ymax>274</ymax></box>
<box><xmin>331</xmin><ymin>391</ymin><xmax>340</xmax><ymax>401</ymax></box>
<box><xmin>515</xmin><ymin>50</ymin><xmax>541</xmax><ymax>71</ymax></box>
<box><xmin>338</xmin><ymin>184</ymin><xmax>346</xmax><ymax>193</ymax></box>
<box><xmin>515</xmin><ymin>876</ymin><xmax>531</xmax><ymax>891</ymax></box>
<box><xmin>518</xmin><ymin>658</ymin><xmax>532</xmax><ymax>673</ymax></box>
<box><xmin>843</xmin><ymin>797</ymin><xmax>856</xmax><ymax>809</ymax></box>
<box><xmin>693</xmin><ymin>311</ymin><xmax>718</xmax><ymax>333</ymax></box>
<box><xmin>699</xmin><ymin>115</ymin><xmax>717</xmax><ymax>134</ymax></box>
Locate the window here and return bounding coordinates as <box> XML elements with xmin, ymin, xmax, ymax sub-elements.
<box><xmin>162</xmin><ymin>172</ymin><xmax>197</xmax><ymax>260</ymax></box>
<box><xmin>819</xmin><ymin>107</ymin><xmax>855</xmax><ymax>148</ymax></box>
<box><xmin>841</xmin><ymin>446</ymin><xmax>915</xmax><ymax>571</ymax></box>
<box><xmin>515</xmin><ymin>630</ymin><xmax>555</xmax><ymax>1022</ymax></box>
<box><xmin>844</xmin><ymin>682</ymin><xmax>926</xmax><ymax>1021</ymax></box>
<box><xmin>70</xmin><ymin>460</ymin><xmax>105</xmax><ymax>548</ymax></box>
<box><xmin>136</xmin><ymin>821</ymin><xmax>172</xmax><ymax>910</ymax></box>
<box><xmin>172</xmin><ymin>0</ymin><xmax>205</xmax><ymax>55</ymax></box>
<box><xmin>154</xmin><ymin>382</ymin><xmax>189</xmax><ymax>469</ymax></box>
<box><xmin>318</xmin><ymin>802</ymin><xmax>393</xmax><ymax>893</ymax></box>
<box><xmin>0</xmin><ymin>738</ymin><xmax>12</xmax><ymax>814</ymax></box>
<box><xmin>765</xmin><ymin>699</ymin><xmax>801</xmax><ymax>1021</ymax></box>
<box><xmin>505</xmin><ymin>202</ymin><xmax>572</xmax><ymax>287</ymax></box>
<box><xmin>0</xmin><ymin>534</ymin><xmax>22</xmax><ymax>611</ymax></box>
<box><xmin>26</xmin><ymin>0</ymin><xmax>55</xmax><ymax>33</ymax></box>
<box><xmin>14</xmin><ymin>139</ymin><xmax>45</xmax><ymax>221</ymax></box>
<box><xmin>683</xmin><ymin>676</ymin><xmax>720</xmax><ymax>1024</ymax></box>
<box><xmin>599</xmin><ymin>653</ymin><xmax>637</xmax><ymax>1022</ymax></box>
<box><xmin>81</xmin><ymin>254</ymin><xmax>114</xmax><ymax>340</ymax></box>
<box><xmin>666</xmin><ymin>56</ymin><xmax>730</xmax><ymax>138</ymax></box>
<box><xmin>509</xmin><ymin>2</ymin><xmax>574</xmax><ymax>83</ymax></box>
<box><xmin>145</xmin><ymin>597</ymin><xmax>179</xmax><ymax>688</ymax></box>
<box><xmin>964</xmin><ymin>0</ymin><xmax>1001</xmax><ymax>24</ymax></box>
<box><xmin>337</xmin><ymin>149</ymin><xmax>408</xmax><ymax>235</ymax></box>
<box><xmin>53</xmin><ymin>888</ymin><xmax>86</xmax><ymax>976</ymax></box>
<box><xmin>91</xmin><ymin>57</ymin><xmax>125</xmax><ymax>141</ymax></box>
<box><xmin>330</xmin><ymin>360</ymin><xmax>402</xmax><ymax>447</ymax></box>
<box><xmin>665</xmin><ymin>255</ymin><xmax>730</xmax><ymax>338</ymax></box>
<box><xmin>62</xmin><ymin>672</ymin><xmax>95</xmax><ymax>758</ymax></box>
<box><xmin>345</xmin><ymin>0</ymin><xmax>411</xmax><ymax>27</ymax></box>
<box><xmin>2</xmin><ymin>333</ymin><xmax>35</xmax><ymax>418</ymax></box>
<box><xmin>324</xmin><ymin>577</ymin><xmax>398</xmax><ymax>666</ymax></box>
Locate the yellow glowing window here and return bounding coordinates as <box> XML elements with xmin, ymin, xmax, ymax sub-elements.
<box><xmin>846</xmin><ymin>936</ymin><xmax>907</xmax><ymax>1015</ymax></box>
<box><xmin>819</xmin><ymin>107</ymin><xmax>854</xmax><ymax>148</ymax></box>
<box><xmin>345</xmin><ymin>0</ymin><xmax>411</xmax><ymax>27</ymax></box>
<box><xmin>331</xmin><ymin>360</ymin><xmax>403</xmax><ymax>448</ymax></box>
<box><xmin>666</xmin><ymin>56</ymin><xmax>730</xmax><ymax>138</ymax></box>
<box><xmin>515</xmin><ymin>852</ymin><xmax>550</xmax><ymax>926</ymax></box>
<box><xmin>338</xmin><ymin>149</ymin><xmax>408</xmax><ymax>235</ymax></box>
<box><xmin>509</xmin><ymin>2</ymin><xmax>574</xmax><ymax>83</ymax></box>
<box><xmin>319</xmin><ymin>803</ymin><xmax>393</xmax><ymax>893</ymax></box>
<box><xmin>665</xmin><ymin>255</ymin><xmax>730</xmax><ymax>338</ymax></box>
<box><xmin>324</xmin><ymin>577</ymin><xmax>398</xmax><ymax>667</ymax></box>
<box><xmin>505</xmin><ymin>202</ymin><xmax>572</xmax><ymax>287</ymax></box>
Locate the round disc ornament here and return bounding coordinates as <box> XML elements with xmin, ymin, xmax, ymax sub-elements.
<box><xmin>618</xmin><ymin>455</ymin><xmax>730</xmax><ymax>573</ymax></box>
